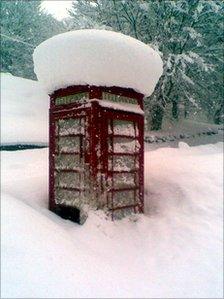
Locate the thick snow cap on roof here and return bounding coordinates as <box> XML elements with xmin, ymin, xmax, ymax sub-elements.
<box><xmin>33</xmin><ymin>29</ymin><xmax>163</xmax><ymax>97</ymax></box>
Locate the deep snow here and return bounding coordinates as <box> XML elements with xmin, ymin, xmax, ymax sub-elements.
<box><xmin>1</xmin><ymin>143</ymin><xmax>223</xmax><ymax>298</ymax></box>
<box><xmin>33</xmin><ymin>29</ymin><xmax>163</xmax><ymax>96</ymax></box>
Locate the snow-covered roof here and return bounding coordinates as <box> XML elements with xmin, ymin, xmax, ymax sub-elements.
<box><xmin>33</xmin><ymin>29</ymin><xmax>163</xmax><ymax>97</ymax></box>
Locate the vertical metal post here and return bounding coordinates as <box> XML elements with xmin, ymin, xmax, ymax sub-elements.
<box><xmin>49</xmin><ymin>97</ymin><xmax>56</xmax><ymax>211</ymax></box>
<box><xmin>138</xmin><ymin>116</ymin><xmax>144</xmax><ymax>213</ymax></box>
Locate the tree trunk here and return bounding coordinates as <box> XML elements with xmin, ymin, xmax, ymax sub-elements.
<box><xmin>172</xmin><ymin>95</ymin><xmax>179</xmax><ymax>120</ymax></box>
<box><xmin>151</xmin><ymin>103</ymin><xmax>165</xmax><ymax>131</ymax></box>
<box><xmin>214</xmin><ymin>103</ymin><xmax>224</xmax><ymax>124</ymax></box>
<box><xmin>184</xmin><ymin>100</ymin><xmax>189</xmax><ymax>118</ymax></box>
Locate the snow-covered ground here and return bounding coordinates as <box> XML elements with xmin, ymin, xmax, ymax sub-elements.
<box><xmin>1</xmin><ymin>142</ymin><xmax>223</xmax><ymax>298</ymax></box>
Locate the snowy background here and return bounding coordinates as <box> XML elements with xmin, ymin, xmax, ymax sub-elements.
<box><xmin>1</xmin><ymin>73</ymin><xmax>48</xmax><ymax>145</ymax></box>
<box><xmin>1</xmin><ymin>74</ymin><xmax>223</xmax><ymax>298</ymax></box>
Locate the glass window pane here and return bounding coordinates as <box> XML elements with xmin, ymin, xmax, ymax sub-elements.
<box><xmin>112</xmin><ymin>173</ymin><xmax>136</xmax><ymax>189</ymax></box>
<box><xmin>59</xmin><ymin>118</ymin><xmax>85</xmax><ymax>136</ymax></box>
<box><xmin>102</xmin><ymin>92</ymin><xmax>137</xmax><ymax>105</ymax></box>
<box><xmin>55</xmin><ymin>92</ymin><xmax>89</xmax><ymax>105</ymax></box>
<box><xmin>111</xmin><ymin>120</ymin><xmax>136</xmax><ymax>137</ymax></box>
<box><xmin>111</xmin><ymin>190</ymin><xmax>135</xmax><ymax>208</ymax></box>
<box><xmin>58</xmin><ymin>136</ymin><xmax>80</xmax><ymax>153</ymax></box>
<box><xmin>109</xmin><ymin>156</ymin><xmax>139</xmax><ymax>171</ymax></box>
<box><xmin>55</xmin><ymin>189</ymin><xmax>82</xmax><ymax>206</ymax></box>
<box><xmin>55</xmin><ymin>154</ymin><xmax>82</xmax><ymax>170</ymax></box>
<box><xmin>110</xmin><ymin>137</ymin><xmax>140</xmax><ymax>153</ymax></box>
<box><xmin>55</xmin><ymin>172</ymin><xmax>81</xmax><ymax>188</ymax></box>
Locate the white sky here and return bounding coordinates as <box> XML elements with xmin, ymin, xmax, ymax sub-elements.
<box><xmin>41</xmin><ymin>1</ymin><xmax>73</xmax><ymax>20</ymax></box>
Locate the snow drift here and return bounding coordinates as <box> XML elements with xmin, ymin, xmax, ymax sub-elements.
<box><xmin>1</xmin><ymin>73</ymin><xmax>48</xmax><ymax>144</ymax></box>
<box><xmin>33</xmin><ymin>29</ymin><xmax>163</xmax><ymax>96</ymax></box>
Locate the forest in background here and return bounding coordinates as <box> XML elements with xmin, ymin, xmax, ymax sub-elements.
<box><xmin>1</xmin><ymin>0</ymin><xmax>223</xmax><ymax>129</ymax></box>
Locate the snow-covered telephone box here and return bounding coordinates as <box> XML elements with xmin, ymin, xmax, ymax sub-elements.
<box><xmin>33</xmin><ymin>29</ymin><xmax>163</xmax><ymax>223</ymax></box>
<box><xmin>49</xmin><ymin>85</ymin><xmax>144</xmax><ymax>222</ymax></box>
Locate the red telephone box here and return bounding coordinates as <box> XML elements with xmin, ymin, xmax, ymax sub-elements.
<box><xmin>33</xmin><ymin>30</ymin><xmax>163</xmax><ymax>224</ymax></box>
<box><xmin>49</xmin><ymin>85</ymin><xmax>144</xmax><ymax>223</ymax></box>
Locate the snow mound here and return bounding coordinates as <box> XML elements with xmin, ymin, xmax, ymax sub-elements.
<box><xmin>33</xmin><ymin>29</ymin><xmax>163</xmax><ymax>96</ymax></box>
<box><xmin>1</xmin><ymin>73</ymin><xmax>48</xmax><ymax>144</ymax></box>
<box><xmin>178</xmin><ymin>141</ymin><xmax>190</xmax><ymax>149</ymax></box>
